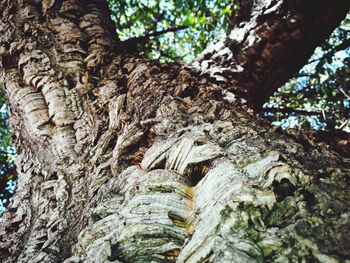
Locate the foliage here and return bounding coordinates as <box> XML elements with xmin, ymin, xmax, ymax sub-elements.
<box><xmin>109</xmin><ymin>0</ymin><xmax>239</xmax><ymax>61</ymax></box>
<box><xmin>0</xmin><ymin>88</ymin><xmax>16</xmax><ymax>217</ymax></box>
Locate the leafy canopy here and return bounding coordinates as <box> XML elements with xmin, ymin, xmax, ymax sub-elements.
<box><xmin>0</xmin><ymin>88</ymin><xmax>16</xmax><ymax>217</ymax></box>
<box><xmin>109</xmin><ymin>0</ymin><xmax>238</xmax><ymax>61</ymax></box>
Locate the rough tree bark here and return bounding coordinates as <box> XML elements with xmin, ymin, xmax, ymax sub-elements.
<box><xmin>0</xmin><ymin>0</ymin><xmax>349</xmax><ymax>262</ymax></box>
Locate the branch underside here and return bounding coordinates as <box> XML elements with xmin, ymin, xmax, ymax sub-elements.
<box><xmin>0</xmin><ymin>0</ymin><xmax>349</xmax><ymax>262</ymax></box>
<box><xmin>193</xmin><ymin>0</ymin><xmax>350</xmax><ymax>108</ymax></box>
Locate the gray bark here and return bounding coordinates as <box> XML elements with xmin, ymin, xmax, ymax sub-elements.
<box><xmin>0</xmin><ymin>0</ymin><xmax>349</xmax><ymax>262</ymax></box>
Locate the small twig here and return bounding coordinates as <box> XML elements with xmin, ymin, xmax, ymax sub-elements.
<box><xmin>159</xmin><ymin>50</ymin><xmax>188</xmax><ymax>61</ymax></box>
<box><xmin>263</xmin><ymin>106</ymin><xmax>333</xmax><ymax>116</ymax></box>
<box><xmin>321</xmin><ymin>109</ymin><xmax>326</xmax><ymax>121</ymax></box>
<box><xmin>125</xmin><ymin>25</ymin><xmax>188</xmax><ymax>43</ymax></box>
<box><xmin>337</xmin><ymin>119</ymin><xmax>349</xmax><ymax>129</ymax></box>
<box><xmin>123</xmin><ymin>25</ymin><xmax>189</xmax><ymax>53</ymax></box>
<box><xmin>307</xmin><ymin>38</ymin><xmax>350</xmax><ymax>65</ymax></box>
<box><xmin>338</xmin><ymin>87</ymin><xmax>350</xmax><ymax>100</ymax></box>
<box><xmin>0</xmin><ymin>149</ymin><xmax>15</xmax><ymax>155</ymax></box>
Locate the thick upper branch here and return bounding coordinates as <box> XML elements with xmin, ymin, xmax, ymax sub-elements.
<box><xmin>192</xmin><ymin>0</ymin><xmax>350</xmax><ymax>108</ymax></box>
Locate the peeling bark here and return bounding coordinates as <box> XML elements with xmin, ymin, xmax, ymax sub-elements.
<box><xmin>0</xmin><ymin>0</ymin><xmax>349</xmax><ymax>262</ymax></box>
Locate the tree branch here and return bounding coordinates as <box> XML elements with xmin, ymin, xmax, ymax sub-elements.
<box><xmin>308</xmin><ymin>38</ymin><xmax>350</xmax><ymax>65</ymax></box>
<box><xmin>263</xmin><ymin>106</ymin><xmax>331</xmax><ymax>116</ymax></box>
<box><xmin>192</xmin><ymin>0</ymin><xmax>350</xmax><ymax>109</ymax></box>
<box><xmin>123</xmin><ymin>25</ymin><xmax>189</xmax><ymax>53</ymax></box>
<box><xmin>0</xmin><ymin>149</ymin><xmax>14</xmax><ymax>155</ymax></box>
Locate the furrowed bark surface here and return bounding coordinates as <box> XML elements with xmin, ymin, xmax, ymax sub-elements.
<box><xmin>0</xmin><ymin>0</ymin><xmax>349</xmax><ymax>262</ymax></box>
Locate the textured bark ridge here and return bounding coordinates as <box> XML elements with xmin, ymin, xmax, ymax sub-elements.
<box><xmin>0</xmin><ymin>0</ymin><xmax>349</xmax><ymax>262</ymax></box>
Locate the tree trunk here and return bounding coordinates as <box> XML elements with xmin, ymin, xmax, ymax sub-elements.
<box><xmin>0</xmin><ymin>0</ymin><xmax>349</xmax><ymax>262</ymax></box>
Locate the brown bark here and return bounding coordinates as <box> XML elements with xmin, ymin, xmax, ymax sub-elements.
<box><xmin>0</xmin><ymin>0</ymin><xmax>349</xmax><ymax>262</ymax></box>
<box><xmin>194</xmin><ymin>0</ymin><xmax>350</xmax><ymax>108</ymax></box>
